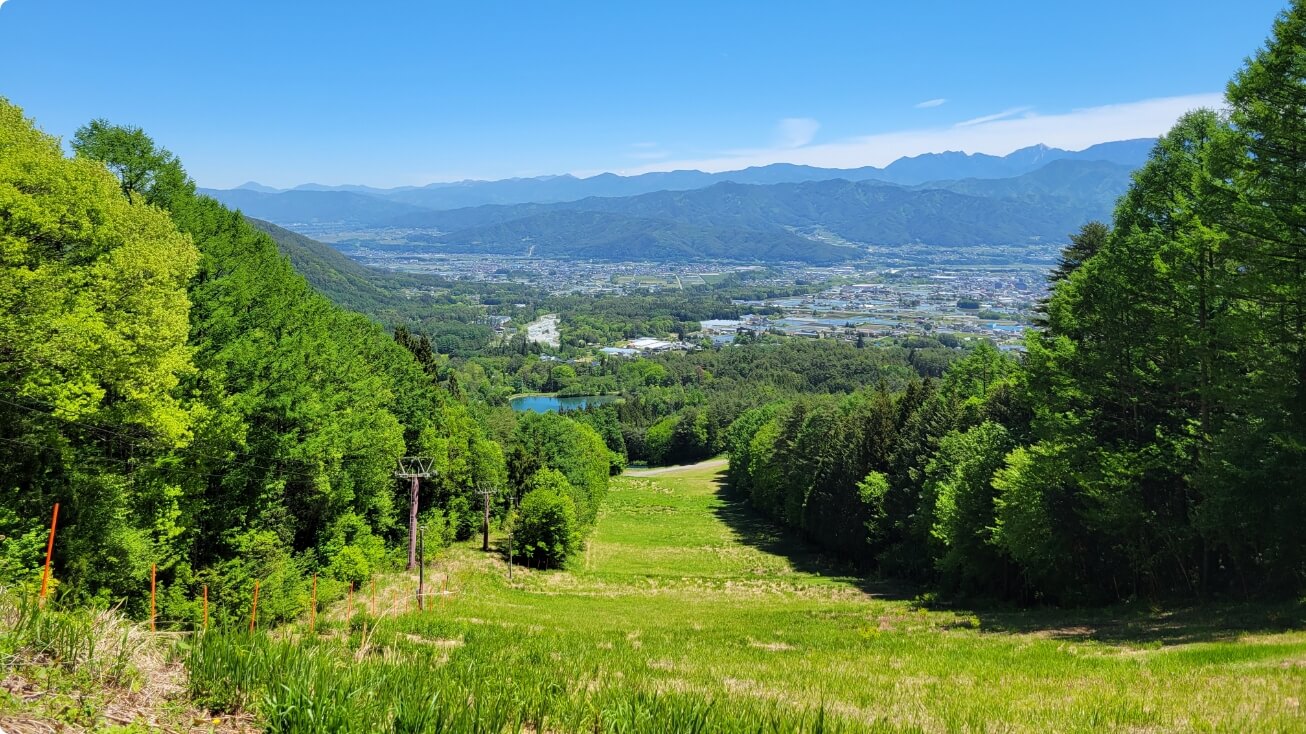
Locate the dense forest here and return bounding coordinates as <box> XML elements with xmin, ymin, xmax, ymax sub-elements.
<box><xmin>728</xmin><ymin>9</ymin><xmax>1306</xmax><ymax>601</ymax></box>
<box><xmin>0</xmin><ymin>104</ymin><xmax>614</xmax><ymax>627</ymax></box>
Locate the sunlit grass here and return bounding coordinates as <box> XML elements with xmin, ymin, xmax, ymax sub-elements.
<box><xmin>187</xmin><ymin>462</ymin><xmax>1306</xmax><ymax>732</ymax></box>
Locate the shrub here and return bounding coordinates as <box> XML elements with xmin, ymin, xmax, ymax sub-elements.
<box><xmin>514</xmin><ymin>470</ymin><xmax>579</xmax><ymax>569</ymax></box>
<box><xmin>326</xmin><ymin>545</ymin><xmax>372</xmax><ymax>587</ymax></box>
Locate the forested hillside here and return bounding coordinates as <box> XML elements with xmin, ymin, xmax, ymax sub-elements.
<box><xmin>247</xmin><ymin>217</ymin><xmax>542</xmax><ymax>355</ymax></box>
<box><xmin>0</xmin><ymin>103</ymin><xmax>613</xmax><ymax>627</ymax></box>
<box><xmin>417</xmin><ymin>208</ymin><xmax>854</xmax><ymax>263</ymax></box>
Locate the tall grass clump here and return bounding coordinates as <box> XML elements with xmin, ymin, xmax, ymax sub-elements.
<box><xmin>0</xmin><ymin>588</ymin><xmax>149</xmax><ymax>689</ymax></box>
<box><xmin>184</xmin><ymin>626</ymin><xmax>888</xmax><ymax>733</ymax></box>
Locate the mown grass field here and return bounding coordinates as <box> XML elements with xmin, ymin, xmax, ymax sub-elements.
<box><xmin>179</xmin><ymin>459</ymin><xmax>1306</xmax><ymax>732</ymax></box>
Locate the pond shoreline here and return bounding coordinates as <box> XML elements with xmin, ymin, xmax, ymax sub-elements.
<box><xmin>509</xmin><ymin>393</ymin><xmax>622</xmax><ymax>413</ymax></box>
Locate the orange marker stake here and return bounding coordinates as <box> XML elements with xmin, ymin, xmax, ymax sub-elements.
<box><xmin>347</xmin><ymin>582</ymin><xmax>354</xmax><ymax>622</ymax></box>
<box><xmin>150</xmin><ymin>564</ymin><xmax>157</xmax><ymax>633</ymax></box>
<box><xmin>39</xmin><ymin>502</ymin><xmax>59</xmax><ymax>604</ymax></box>
<box><xmin>371</xmin><ymin>578</ymin><xmax>377</xmax><ymax>616</ymax></box>
<box><xmin>249</xmin><ymin>580</ymin><xmax>260</xmax><ymax>633</ymax></box>
<box><xmin>309</xmin><ymin>574</ymin><xmax>318</xmax><ymax>632</ymax></box>
<box><xmin>202</xmin><ymin>584</ymin><xmax>209</xmax><ymax>630</ymax></box>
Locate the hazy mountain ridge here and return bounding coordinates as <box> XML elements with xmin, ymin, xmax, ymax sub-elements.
<box><xmin>914</xmin><ymin>159</ymin><xmax>1137</xmax><ymax>222</ymax></box>
<box><xmin>382</xmin><ymin>169</ymin><xmax>1124</xmax><ymax>256</ymax></box>
<box><xmin>216</xmin><ymin>139</ymin><xmax>1154</xmax><ymax>212</ymax></box>
<box><xmin>206</xmin><ymin>188</ymin><xmax>433</xmax><ymax>225</ymax></box>
<box><xmin>424</xmin><ymin>209</ymin><xmax>851</xmax><ymax>263</ymax></box>
<box><xmin>201</xmin><ymin>141</ymin><xmax>1152</xmax><ymax>263</ymax></box>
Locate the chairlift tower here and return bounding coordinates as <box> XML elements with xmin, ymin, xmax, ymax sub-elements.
<box><xmin>396</xmin><ymin>457</ymin><xmax>434</xmax><ymax>570</ymax></box>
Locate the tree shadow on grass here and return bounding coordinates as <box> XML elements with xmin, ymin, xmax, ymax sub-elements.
<box><xmin>707</xmin><ymin>470</ymin><xmax>917</xmax><ymax>601</ymax></box>
<box><xmin>963</xmin><ymin>599</ymin><xmax>1306</xmax><ymax>646</ymax></box>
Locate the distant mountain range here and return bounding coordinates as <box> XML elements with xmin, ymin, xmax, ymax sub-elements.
<box><xmin>202</xmin><ymin>188</ymin><xmax>434</xmax><ymax>224</ymax></box>
<box><xmin>215</xmin><ymin>139</ymin><xmax>1152</xmax><ymax>210</ymax></box>
<box><xmin>388</xmin><ymin>172</ymin><xmax>1120</xmax><ymax>243</ymax></box>
<box><xmin>199</xmin><ymin>140</ymin><xmax>1154</xmax><ymax>263</ymax></box>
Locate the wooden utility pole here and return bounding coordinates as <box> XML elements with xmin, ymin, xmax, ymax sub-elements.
<box><xmin>395</xmin><ymin>457</ymin><xmax>434</xmax><ymax>570</ymax></box>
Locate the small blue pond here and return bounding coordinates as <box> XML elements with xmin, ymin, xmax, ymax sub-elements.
<box><xmin>510</xmin><ymin>394</ymin><xmax>621</xmax><ymax>413</ymax></box>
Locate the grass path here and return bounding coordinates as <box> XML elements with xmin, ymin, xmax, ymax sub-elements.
<box><xmin>384</xmin><ymin>459</ymin><xmax>1306</xmax><ymax>732</ymax></box>
<box><xmin>621</xmin><ymin>457</ymin><xmax>728</xmax><ymax>476</ymax></box>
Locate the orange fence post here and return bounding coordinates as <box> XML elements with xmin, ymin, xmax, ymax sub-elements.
<box><xmin>249</xmin><ymin>580</ymin><xmax>260</xmax><ymax>633</ymax></box>
<box><xmin>371</xmin><ymin>578</ymin><xmax>377</xmax><ymax>616</ymax></box>
<box><xmin>150</xmin><ymin>564</ymin><xmax>157</xmax><ymax>633</ymax></box>
<box><xmin>347</xmin><ymin>582</ymin><xmax>354</xmax><ymax>623</ymax></box>
<box><xmin>39</xmin><ymin>502</ymin><xmax>59</xmax><ymax>604</ymax></box>
<box><xmin>202</xmin><ymin>584</ymin><xmax>209</xmax><ymax>630</ymax></box>
<box><xmin>309</xmin><ymin>574</ymin><xmax>318</xmax><ymax>632</ymax></box>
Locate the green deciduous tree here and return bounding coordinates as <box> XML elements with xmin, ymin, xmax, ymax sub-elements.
<box><xmin>511</xmin><ymin>412</ymin><xmax>610</xmax><ymax>527</ymax></box>
<box><xmin>514</xmin><ymin>469</ymin><xmax>580</xmax><ymax>568</ymax></box>
<box><xmin>0</xmin><ymin>100</ymin><xmax>199</xmax><ymax>603</ymax></box>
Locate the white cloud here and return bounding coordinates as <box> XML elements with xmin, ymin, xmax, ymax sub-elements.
<box><xmin>774</xmin><ymin>117</ymin><xmax>820</xmax><ymax>148</ymax></box>
<box><xmin>609</xmin><ymin>93</ymin><xmax>1223</xmax><ymax>176</ymax></box>
<box><xmin>956</xmin><ymin>106</ymin><xmax>1033</xmax><ymax>127</ymax></box>
<box><xmin>915</xmin><ymin>98</ymin><xmax>947</xmax><ymax>109</ymax></box>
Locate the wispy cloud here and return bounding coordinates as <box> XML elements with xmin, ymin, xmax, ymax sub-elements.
<box><xmin>956</xmin><ymin>106</ymin><xmax>1034</xmax><ymax>127</ymax></box>
<box><xmin>774</xmin><ymin>117</ymin><xmax>820</xmax><ymax>148</ymax></box>
<box><xmin>609</xmin><ymin>94</ymin><xmax>1222</xmax><ymax>176</ymax></box>
<box><xmin>915</xmin><ymin>98</ymin><xmax>947</xmax><ymax>109</ymax></box>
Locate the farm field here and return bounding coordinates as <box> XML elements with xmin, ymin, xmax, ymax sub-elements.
<box><xmin>182</xmin><ymin>460</ymin><xmax>1306</xmax><ymax>732</ymax></box>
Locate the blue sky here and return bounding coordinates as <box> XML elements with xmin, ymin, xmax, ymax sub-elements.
<box><xmin>0</xmin><ymin>1</ymin><xmax>1289</xmax><ymax>188</ymax></box>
